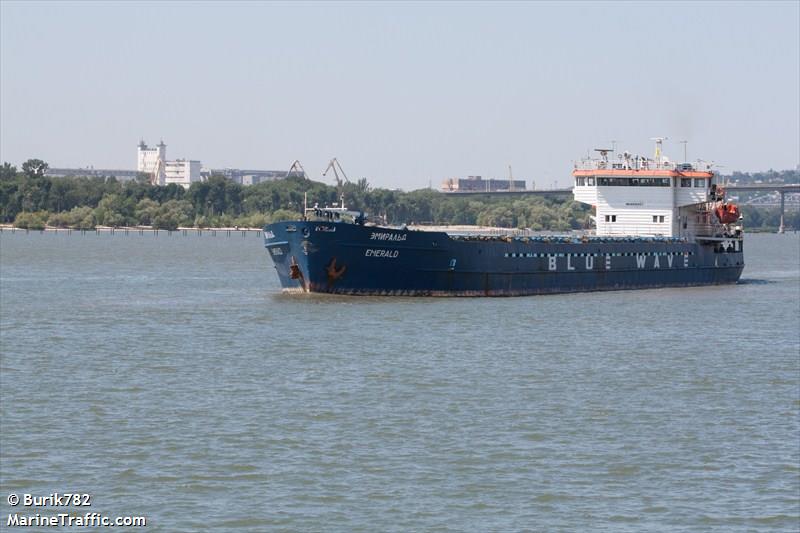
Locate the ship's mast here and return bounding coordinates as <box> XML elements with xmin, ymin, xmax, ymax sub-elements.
<box><xmin>650</xmin><ymin>137</ymin><xmax>667</xmax><ymax>166</ymax></box>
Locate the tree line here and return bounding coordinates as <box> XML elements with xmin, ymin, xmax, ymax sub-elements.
<box><xmin>1</xmin><ymin>159</ymin><xmax>796</xmax><ymax>231</ymax></box>
<box><xmin>1</xmin><ymin>159</ymin><xmax>591</xmax><ymax>231</ymax></box>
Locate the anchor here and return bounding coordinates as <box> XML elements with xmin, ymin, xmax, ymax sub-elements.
<box><xmin>325</xmin><ymin>257</ymin><xmax>346</xmax><ymax>287</ymax></box>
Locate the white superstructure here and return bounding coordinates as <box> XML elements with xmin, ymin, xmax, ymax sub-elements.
<box><xmin>572</xmin><ymin>140</ymin><xmax>735</xmax><ymax>239</ymax></box>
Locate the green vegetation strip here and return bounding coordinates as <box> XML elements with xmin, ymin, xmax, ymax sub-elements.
<box><xmin>1</xmin><ymin>160</ymin><xmax>797</xmax><ymax>231</ymax></box>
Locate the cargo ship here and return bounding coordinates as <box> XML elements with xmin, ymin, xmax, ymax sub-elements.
<box><xmin>263</xmin><ymin>140</ymin><xmax>744</xmax><ymax>296</ymax></box>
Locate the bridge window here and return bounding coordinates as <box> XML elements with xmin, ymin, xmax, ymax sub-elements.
<box><xmin>659</xmin><ymin>215</ymin><xmax>665</xmax><ymax>223</ymax></box>
<box><xmin>681</xmin><ymin>178</ymin><xmax>692</xmax><ymax>187</ymax></box>
<box><xmin>575</xmin><ymin>177</ymin><xmax>586</xmax><ymax>186</ymax></box>
<box><xmin>653</xmin><ymin>215</ymin><xmax>658</xmax><ymax>223</ymax></box>
<box><xmin>694</xmin><ymin>178</ymin><xmax>705</xmax><ymax>188</ymax></box>
<box><xmin>587</xmin><ymin>177</ymin><xmax>595</xmax><ymax>186</ymax></box>
<box><xmin>597</xmin><ymin>177</ymin><xmax>670</xmax><ymax>187</ymax></box>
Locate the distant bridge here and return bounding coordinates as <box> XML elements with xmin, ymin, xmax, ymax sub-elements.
<box><xmin>739</xmin><ymin>202</ymin><xmax>800</xmax><ymax>208</ymax></box>
<box><xmin>441</xmin><ymin>183</ymin><xmax>800</xmax><ymax>197</ymax></box>
<box><xmin>723</xmin><ymin>184</ymin><xmax>800</xmax><ymax>232</ymax></box>
<box><xmin>441</xmin><ymin>189</ymin><xmax>573</xmax><ymax>198</ymax></box>
<box><xmin>442</xmin><ymin>183</ymin><xmax>800</xmax><ymax>232</ymax></box>
<box><xmin>721</xmin><ymin>184</ymin><xmax>800</xmax><ymax>193</ymax></box>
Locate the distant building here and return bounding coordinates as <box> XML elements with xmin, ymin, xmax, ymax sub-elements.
<box><xmin>165</xmin><ymin>159</ymin><xmax>202</xmax><ymax>187</ymax></box>
<box><xmin>46</xmin><ymin>167</ymin><xmax>140</xmax><ymax>181</ymax></box>
<box><xmin>137</xmin><ymin>139</ymin><xmax>200</xmax><ymax>188</ymax></box>
<box><xmin>47</xmin><ymin>139</ymin><xmax>297</xmax><ymax>188</ymax></box>
<box><xmin>441</xmin><ymin>176</ymin><xmax>527</xmax><ymax>192</ymax></box>
<box><xmin>137</xmin><ymin>139</ymin><xmax>166</xmax><ymax>176</ymax></box>
<box><xmin>202</xmin><ymin>167</ymin><xmax>305</xmax><ymax>185</ymax></box>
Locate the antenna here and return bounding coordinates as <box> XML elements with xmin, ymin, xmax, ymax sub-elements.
<box><xmin>610</xmin><ymin>140</ymin><xmax>618</xmax><ymax>154</ymax></box>
<box><xmin>679</xmin><ymin>140</ymin><xmax>688</xmax><ymax>163</ymax></box>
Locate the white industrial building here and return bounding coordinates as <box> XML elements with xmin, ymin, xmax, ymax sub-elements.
<box><xmin>165</xmin><ymin>159</ymin><xmax>202</xmax><ymax>187</ymax></box>
<box><xmin>137</xmin><ymin>140</ymin><xmax>166</xmax><ymax>176</ymax></box>
<box><xmin>137</xmin><ymin>139</ymin><xmax>200</xmax><ymax>188</ymax></box>
<box><xmin>136</xmin><ymin>139</ymin><xmax>299</xmax><ymax>187</ymax></box>
<box><xmin>47</xmin><ymin>139</ymin><xmax>287</xmax><ymax>187</ymax></box>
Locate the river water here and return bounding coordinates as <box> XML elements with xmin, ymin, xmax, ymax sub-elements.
<box><xmin>1</xmin><ymin>231</ymin><xmax>798</xmax><ymax>532</ymax></box>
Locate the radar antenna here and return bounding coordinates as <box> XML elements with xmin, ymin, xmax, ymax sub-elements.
<box><xmin>594</xmin><ymin>148</ymin><xmax>613</xmax><ymax>160</ymax></box>
<box><xmin>594</xmin><ymin>148</ymin><xmax>613</xmax><ymax>167</ymax></box>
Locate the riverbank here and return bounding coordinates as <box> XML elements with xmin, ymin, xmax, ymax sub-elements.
<box><xmin>0</xmin><ymin>224</ymin><xmax>264</xmax><ymax>236</ymax></box>
<box><xmin>2</xmin><ymin>223</ymin><xmax>793</xmax><ymax>236</ymax></box>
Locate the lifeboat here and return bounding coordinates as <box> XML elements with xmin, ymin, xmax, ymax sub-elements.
<box><xmin>714</xmin><ymin>203</ymin><xmax>740</xmax><ymax>224</ymax></box>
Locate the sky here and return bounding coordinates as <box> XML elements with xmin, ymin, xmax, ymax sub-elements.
<box><xmin>1</xmin><ymin>1</ymin><xmax>798</xmax><ymax>190</ymax></box>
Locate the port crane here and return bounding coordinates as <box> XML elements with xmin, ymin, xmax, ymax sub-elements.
<box><xmin>323</xmin><ymin>158</ymin><xmax>351</xmax><ymax>189</ymax></box>
<box><xmin>285</xmin><ymin>159</ymin><xmax>308</xmax><ymax>179</ymax></box>
<box><xmin>323</xmin><ymin>157</ymin><xmax>352</xmax><ymax>207</ymax></box>
<box><xmin>150</xmin><ymin>157</ymin><xmax>164</xmax><ymax>186</ymax></box>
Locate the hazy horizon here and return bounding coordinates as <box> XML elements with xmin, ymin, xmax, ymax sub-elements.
<box><xmin>1</xmin><ymin>1</ymin><xmax>798</xmax><ymax>190</ymax></box>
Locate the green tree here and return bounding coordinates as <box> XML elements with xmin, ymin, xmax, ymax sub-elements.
<box><xmin>356</xmin><ymin>177</ymin><xmax>371</xmax><ymax>193</ymax></box>
<box><xmin>13</xmin><ymin>210</ymin><xmax>48</xmax><ymax>230</ymax></box>
<box><xmin>135</xmin><ymin>172</ymin><xmax>151</xmax><ymax>184</ymax></box>
<box><xmin>269</xmin><ymin>208</ymin><xmax>301</xmax><ymax>222</ymax></box>
<box><xmin>152</xmin><ymin>200</ymin><xmax>193</xmax><ymax>230</ymax></box>
<box><xmin>134</xmin><ymin>198</ymin><xmax>160</xmax><ymax>226</ymax></box>
<box><xmin>46</xmin><ymin>206</ymin><xmax>95</xmax><ymax>228</ymax></box>
<box><xmin>74</xmin><ymin>206</ymin><xmax>97</xmax><ymax>229</ymax></box>
<box><xmin>18</xmin><ymin>175</ymin><xmax>50</xmax><ymax>212</ymax></box>
<box><xmin>93</xmin><ymin>194</ymin><xmax>126</xmax><ymax>226</ymax></box>
<box><xmin>0</xmin><ymin>162</ymin><xmax>17</xmax><ymax>181</ymax></box>
<box><xmin>21</xmin><ymin>159</ymin><xmax>49</xmax><ymax>179</ymax></box>
<box><xmin>0</xmin><ymin>179</ymin><xmax>20</xmax><ymax>222</ymax></box>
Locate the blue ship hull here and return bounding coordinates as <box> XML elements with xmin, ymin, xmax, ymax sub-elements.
<box><xmin>263</xmin><ymin>221</ymin><xmax>744</xmax><ymax>296</ymax></box>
